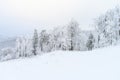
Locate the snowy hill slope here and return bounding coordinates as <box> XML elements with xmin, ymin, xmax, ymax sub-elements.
<box><xmin>0</xmin><ymin>45</ymin><xmax>120</xmax><ymax>80</ymax></box>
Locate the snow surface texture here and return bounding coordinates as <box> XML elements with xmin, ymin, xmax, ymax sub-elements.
<box><xmin>0</xmin><ymin>45</ymin><xmax>120</xmax><ymax>80</ymax></box>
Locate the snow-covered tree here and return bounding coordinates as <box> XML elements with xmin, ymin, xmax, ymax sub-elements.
<box><xmin>23</xmin><ymin>37</ymin><xmax>33</xmax><ymax>57</ymax></box>
<box><xmin>54</xmin><ymin>26</ymin><xmax>69</xmax><ymax>50</ymax></box>
<box><xmin>39</xmin><ymin>30</ymin><xmax>51</xmax><ymax>52</ymax></box>
<box><xmin>0</xmin><ymin>48</ymin><xmax>15</xmax><ymax>61</ymax></box>
<box><xmin>15</xmin><ymin>36</ymin><xmax>33</xmax><ymax>58</ymax></box>
<box><xmin>95</xmin><ymin>6</ymin><xmax>120</xmax><ymax>47</ymax></box>
<box><xmin>86</xmin><ymin>33</ymin><xmax>95</xmax><ymax>50</ymax></box>
<box><xmin>15</xmin><ymin>37</ymin><xmax>23</xmax><ymax>57</ymax></box>
<box><xmin>32</xmin><ymin>29</ymin><xmax>39</xmax><ymax>55</ymax></box>
<box><xmin>67</xmin><ymin>19</ymin><xmax>80</xmax><ymax>50</ymax></box>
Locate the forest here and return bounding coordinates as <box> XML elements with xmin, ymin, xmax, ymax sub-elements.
<box><xmin>0</xmin><ymin>6</ymin><xmax>120</xmax><ymax>61</ymax></box>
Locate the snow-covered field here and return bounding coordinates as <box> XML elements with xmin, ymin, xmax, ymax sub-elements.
<box><xmin>0</xmin><ymin>45</ymin><xmax>120</xmax><ymax>80</ymax></box>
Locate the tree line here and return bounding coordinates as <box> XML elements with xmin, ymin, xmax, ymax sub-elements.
<box><xmin>0</xmin><ymin>6</ymin><xmax>120</xmax><ymax>61</ymax></box>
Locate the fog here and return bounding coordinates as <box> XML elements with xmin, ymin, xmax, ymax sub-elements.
<box><xmin>0</xmin><ymin>0</ymin><xmax>119</xmax><ymax>37</ymax></box>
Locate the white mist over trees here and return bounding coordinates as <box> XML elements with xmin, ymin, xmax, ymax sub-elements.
<box><xmin>0</xmin><ymin>6</ymin><xmax>120</xmax><ymax>61</ymax></box>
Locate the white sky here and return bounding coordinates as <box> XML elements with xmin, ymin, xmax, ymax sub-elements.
<box><xmin>0</xmin><ymin>0</ymin><xmax>119</xmax><ymax>37</ymax></box>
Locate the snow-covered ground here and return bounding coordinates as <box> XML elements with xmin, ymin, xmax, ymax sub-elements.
<box><xmin>0</xmin><ymin>45</ymin><xmax>120</xmax><ymax>80</ymax></box>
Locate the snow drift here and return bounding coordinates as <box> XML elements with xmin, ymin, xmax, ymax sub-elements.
<box><xmin>0</xmin><ymin>45</ymin><xmax>120</xmax><ymax>80</ymax></box>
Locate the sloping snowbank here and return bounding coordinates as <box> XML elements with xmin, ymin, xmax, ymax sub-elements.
<box><xmin>0</xmin><ymin>45</ymin><xmax>120</xmax><ymax>80</ymax></box>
